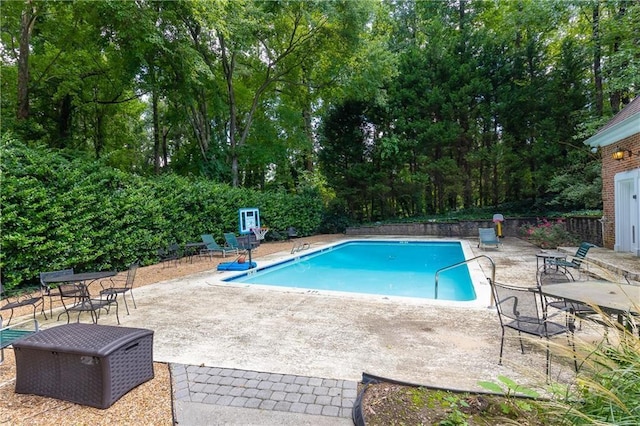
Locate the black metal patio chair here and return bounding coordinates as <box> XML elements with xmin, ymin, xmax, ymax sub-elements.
<box><xmin>58</xmin><ymin>283</ymin><xmax>119</xmax><ymax>325</ymax></box>
<box><xmin>1</xmin><ymin>281</ymin><xmax>43</xmax><ymax>326</ymax></box>
<box><xmin>490</xmin><ymin>279</ymin><xmax>577</xmax><ymax>377</ymax></box>
<box><xmin>40</xmin><ymin>268</ymin><xmax>74</xmax><ymax>319</ymax></box>
<box><xmin>157</xmin><ymin>243</ymin><xmax>180</xmax><ymax>267</ymax></box>
<box><xmin>100</xmin><ymin>261</ymin><xmax>139</xmax><ymax>315</ymax></box>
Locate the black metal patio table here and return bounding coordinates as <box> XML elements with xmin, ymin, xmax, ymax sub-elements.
<box><xmin>41</xmin><ymin>271</ymin><xmax>120</xmax><ymax>322</ymax></box>
<box><xmin>536</xmin><ymin>251</ymin><xmax>567</xmax><ymax>272</ymax></box>
<box><xmin>41</xmin><ymin>270</ymin><xmax>118</xmax><ymax>287</ymax></box>
<box><xmin>539</xmin><ymin>280</ymin><xmax>639</xmax><ymax>330</ymax></box>
<box><xmin>184</xmin><ymin>242</ymin><xmax>206</xmax><ymax>262</ymax></box>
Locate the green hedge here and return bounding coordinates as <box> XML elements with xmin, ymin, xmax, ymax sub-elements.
<box><xmin>0</xmin><ymin>135</ymin><xmax>324</xmax><ymax>290</ymax></box>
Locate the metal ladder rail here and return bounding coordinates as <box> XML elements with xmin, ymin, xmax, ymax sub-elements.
<box><xmin>291</xmin><ymin>242</ymin><xmax>311</xmax><ymax>254</ymax></box>
<box><xmin>434</xmin><ymin>255</ymin><xmax>495</xmax><ymax>303</ymax></box>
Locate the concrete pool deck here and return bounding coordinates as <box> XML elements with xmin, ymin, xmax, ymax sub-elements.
<box><xmin>22</xmin><ymin>236</ymin><xmax>640</xmax><ymax>424</ymax></box>
<box><xmin>126</xmin><ymin>237</ymin><xmax>569</xmax><ymax>385</ymax></box>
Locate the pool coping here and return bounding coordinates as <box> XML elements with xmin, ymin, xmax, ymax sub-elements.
<box><xmin>212</xmin><ymin>237</ymin><xmax>493</xmax><ymax>310</ymax></box>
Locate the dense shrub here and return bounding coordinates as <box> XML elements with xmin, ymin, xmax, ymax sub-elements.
<box><xmin>318</xmin><ymin>198</ymin><xmax>353</xmax><ymax>233</ymax></box>
<box><xmin>518</xmin><ymin>218</ymin><xmax>581</xmax><ymax>249</ymax></box>
<box><xmin>0</xmin><ymin>136</ymin><xmax>324</xmax><ymax>289</ymax></box>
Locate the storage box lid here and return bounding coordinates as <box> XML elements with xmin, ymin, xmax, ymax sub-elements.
<box><xmin>13</xmin><ymin>323</ymin><xmax>153</xmax><ymax>357</ymax></box>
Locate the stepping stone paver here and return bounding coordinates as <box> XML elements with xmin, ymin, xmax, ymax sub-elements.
<box><xmin>171</xmin><ymin>363</ymin><xmax>356</xmax><ymax>419</ymax></box>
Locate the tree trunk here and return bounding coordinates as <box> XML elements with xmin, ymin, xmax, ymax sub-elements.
<box><xmin>609</xmin><ymin>3</ymin><xmax>627</xmax><ymax>114</ymax></box>
<box><xmin>302</xmin><ymin>106</ymin><xmax>315</xmax><ymax>172</ymax></box>
<box><xmin>161</xmin><ymin>126</ymin><xmax>170</xmax><ymax>168</ymax></box>
<box><xmin>219</xmin><ymin>34</ymin><xmax>240</xmax><ymax>187</ymax></box>
<box><xmin>592</xmin><ymin>3</ymin><xmax>603</xmax><ymax>116</ymax></box>
<box><xmin>152</xmin><ymin>87</ymin><xmax>161</xmax><ymax>174</ymax></box>
<box><xmin>17</xmin><ymin>1</ymin><xmax>36</xmax><ymax>120</ymax></box>
<box><xmin>94</xmin><ymin>109</ymin><xmax>105</xmax><ymax>159</ymax></box>
<box><xmin>57</xmin><ymin>95</ymin><xmax>73</xmax><ymax>147</ymax></box>
<box><xmin>188</xmin><ymin>90</ymin><xmax>211</xmax><ymax>163</ymax></box>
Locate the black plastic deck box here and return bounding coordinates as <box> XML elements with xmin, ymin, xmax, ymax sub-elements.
<box><xmin>14</xmin><ymin>323</ymin><xmax>154</xmax><ymax>409</ymax></box>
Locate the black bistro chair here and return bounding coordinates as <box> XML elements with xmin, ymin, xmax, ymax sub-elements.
<box><xmin>100</xmin><ymin>261</ymin><xmax>139</xmax><ymax>315</ymax></box>
<box><xmin>1</xmin><ymin>281</ymin><xmax>43</xmax><ymax>326</ymax></box>
<box><xmin>157</xmin><ymin>243</ymin><xmax>180</xmax><ymax>267</ymax></box>
<box><xmin>58</xmin><ymin>283</ymin><xmax>119</xmax><ymax>325</ymax></box>
<box><xmin>40</xmin><ymin>268</ymin><xmax>75</xmax><ymax>319</ymax></box>
<box><xmin>490</xmin><ymin>279</ymin><xmax>576</xmax><ymax>377</ymax></box>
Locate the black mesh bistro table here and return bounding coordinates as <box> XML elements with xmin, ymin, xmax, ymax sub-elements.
<box><xmin>13</xmin><ymin>323</ymin><xmax>154</xmax><ymax>408</ymax></box>
<box><xmin>539</xmin><ymin>281</ymin><xmax>640</xmax><ymax>320</ymax></box>
<box><xmin>184</xmin><ymin>242</ymin><xmax>206</xmax><ymax>263</ymax></box>
<box><xmin>41</xmin><ymin>270</ymin><xmax>119</xmax><ymax>323</ymax></box>
<box><xmin>535</xmin><ymin>251</ymin><xmax>567</xmax><ymax>272</ymax></box>
<box><xmin>41</xmin><ymin>270</ymin><xmax>118</xmax><ymax>287</ymax></box>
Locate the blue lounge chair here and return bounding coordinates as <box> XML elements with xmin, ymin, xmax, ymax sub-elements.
<box><xmin>478</xmin><ymin>227</ymin><xmax>502</xmax><ymax>249</ymax></box>
<box><xmin>223</xmin><ymin>232</ymin><xmax>242</xmax><ymax>250</ymax></box>
<box><xmin>201</xmin><ymin>234</ymin><xmax>238</xmax><ymax>258</ymax></box>
<box><xmin>1</xmin><ymin>318</ymin><xmax>39</xmax><ymax>364</ymax></box>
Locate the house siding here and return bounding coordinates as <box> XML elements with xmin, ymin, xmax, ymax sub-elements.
<box><xmin>601</xmin><ymin>133</ymin><xmax>640</xmax><ymax>249</ymax></box>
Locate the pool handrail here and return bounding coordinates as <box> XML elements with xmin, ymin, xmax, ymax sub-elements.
<box><xmin>434</xmin><ymin>255</ymin><xmax>495</xmax><ymax>304</ymax></box>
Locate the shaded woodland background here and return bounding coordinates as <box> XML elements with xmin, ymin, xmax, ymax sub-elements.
<box><xmin>3</xmin><ymin>1</ymin><xmax>638</xmax><ymax>217</ymax></box>
<box><xmin>2</xmin><ymin>1</ymin><xmax>639</xmax><ymax>286</ymax></box>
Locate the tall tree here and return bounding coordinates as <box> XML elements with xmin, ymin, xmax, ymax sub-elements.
<box><xmin>17</xmin><ymin>0</ymin><xmax>36</xmax><ymax>120</ymax></box>
<box><xmin>318</xmin><ymin>100</ymin><xmax>378</xmax><ymax>220</ymax></box>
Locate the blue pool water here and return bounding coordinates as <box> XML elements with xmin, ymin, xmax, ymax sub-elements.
<box><xmin>225</xmin><ymin>241</ymin><xmax>476</xmax><ymax>301</ymax></box>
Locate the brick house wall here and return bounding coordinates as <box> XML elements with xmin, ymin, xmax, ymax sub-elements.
<box><xmin>601</xmin><ymin>133</ymin><xmax>640</xmax><ymax>248</ymax></box>
<box><xmin>586</xmin><ymin>95</ymin><xmax>640</xmax><ymax>253</ymax></box>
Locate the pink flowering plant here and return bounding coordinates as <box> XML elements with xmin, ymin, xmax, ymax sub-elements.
<box><xmin>519</xmin><ymin>218</ymin><xmax>581</xmax><ymax>249</ymax></box>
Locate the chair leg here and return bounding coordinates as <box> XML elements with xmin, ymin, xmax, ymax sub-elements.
<box><xmin>129</xmin><ymin>291</ymin><xmax>136</xmax><ymax>309</ymax></box>
<box><xmin>545</xmin><ymin>342</ymin><xmax>551</xmax><ymax>379</ymax></box>
<box><xmin>565</xmin><ymin>268</ymin><xmax>575</xmax><ymax>281</ymax></box>
<box><xmin>517</xmin><ymin>331</ymin><xmax>525</xmax><ymax>354</ymax></box>
<box><xmin>58</xmin><ymin>310</ymin><xmax>68</xmax><ymax>322</ymax></box>
<box><xmin>31</xmin><ymin>305</ymin><xmax>37</xmax><ymax>323</ymax></box>
<box><xmin>113</xmin><ymin>301</ymin><xmax>120</xmax><ymax>325</ymax></box>
<box><xmin>498</xmin><ymin>330</ymin><xmax>506</xmax><ymax>365</ymax></box>
<box><xmin>6</xmin><ymin>309</ymin><xmax>14</xmax><ymax>326</ymax></box>
<box><xmin>49</xmin><ymin>296</ymin><xmax>55</xmax><ymax>320</ymax></box>
<box><xmin>40</xmin><ymin>299</ymin><xmax>48</xmax><ymax>320</ymax></box>
<box><xmin>571</xmin><ymin>333</ymin><xmax>577</xmax><ymax>373</ymax></box>
<box><xmin>121</xmin><ymin>294</ymin><xmax>130</xmax><ymax>315</ymax></box>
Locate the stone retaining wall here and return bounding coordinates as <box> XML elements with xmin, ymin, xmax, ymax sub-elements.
<box><xmin>346</xmin><ymin>216</ymin><xmax>603</xmax><ymax>246</ymax></box>
<box><xmin>565</xmin><ymin>216</ymin><xmax>603</xmax><ymax>247</ymax></box>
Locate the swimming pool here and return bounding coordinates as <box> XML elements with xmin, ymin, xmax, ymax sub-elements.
<box><xmin>225</xmin><ymin>240</ymin><xmax>478</xmax><ymax>302</ymax></box>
